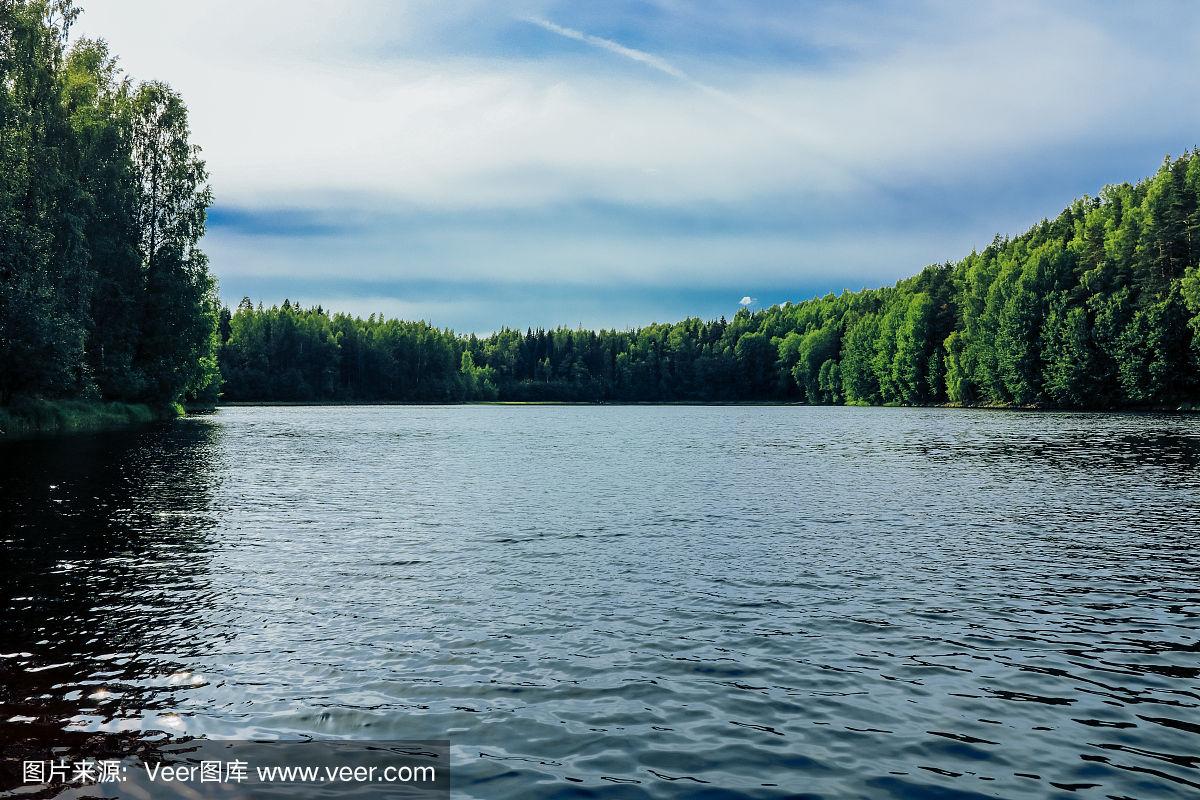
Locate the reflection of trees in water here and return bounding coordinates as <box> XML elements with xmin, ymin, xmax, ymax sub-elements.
<box><xmin>0</xmin><ymin>418</ymin><xmax>223</xmax><ymax>771</ymax></box>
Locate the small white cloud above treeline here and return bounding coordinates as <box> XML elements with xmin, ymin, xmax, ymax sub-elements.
<box><xmin>739</xmin><ymin>296</ymin><xmax>754</xmax><ymax>306</ymax></box>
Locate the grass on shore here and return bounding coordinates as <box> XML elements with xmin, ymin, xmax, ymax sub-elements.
<box><xmin>0</xmin><ymin>398</ymin><xmax>181</xmax><ymax>440</ymax></box>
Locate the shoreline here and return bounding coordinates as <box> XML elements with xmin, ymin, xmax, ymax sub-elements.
<box><xmin>215</xmin><ymin>400</ymin><xmax>1200</xmax><ymax>412</ymax></box>
<box><xmin>4</xmin><ymin>398</ymin><xmax>1195</xmax><ymax>442</ymax></box>
<box><xmin>0</xmin><ymin>400</ymin><xmax>181</xmax><ymax>441</ymax></box>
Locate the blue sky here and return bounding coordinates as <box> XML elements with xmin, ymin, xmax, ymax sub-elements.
<box><xmin>77</xmin><ymin>1</ymin><xmax>1200</xmax><ymax>333</ymax></box>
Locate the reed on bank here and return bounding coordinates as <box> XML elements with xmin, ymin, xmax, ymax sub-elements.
<box><xmin>0</xmin><ymin>399</ymin><xmax>181</xmax><ymax>440</ymax></box>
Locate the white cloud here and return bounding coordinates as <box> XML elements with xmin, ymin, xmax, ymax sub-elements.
<box><xmin>739</xmin><ymin>296</ymin><xmax>754</xmax><ymax>306</ymax></box>
<box><xmin>70</xmin><ymin>0</ymin><xmax>1200</xmax><ymax>323</ymax></box>
<box><xmin>75</xmin><ymin>1</ymin><xmax>1198</xmax><ymax>214</ymax></box>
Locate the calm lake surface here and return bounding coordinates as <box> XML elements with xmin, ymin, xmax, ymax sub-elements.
<box><xmin>2</xmin><ymin>406</ymin><xmax>1199</xmax><ymax>799</ymax></box>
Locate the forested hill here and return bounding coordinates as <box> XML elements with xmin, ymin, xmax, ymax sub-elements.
<box><xmin>221</xmin><ymin>152</ymin><xmax>1200</xmax><ymax>408</ymax></box>
<box><xmin>0</xmin><ymin>1</ymin><xmax>217</xmax><ymax>408</ymax></box>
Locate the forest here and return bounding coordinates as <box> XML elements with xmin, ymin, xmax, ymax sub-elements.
<box><xmin>3</xmin><ymin>1</ymin><xmax>1200</xmax><ymax>413</ymax></box>
<box><xmin>220</xmin><ymin>152</ymin><xmax>1200</xmax><ymax>408</ymax></box>
<box><xmin>0</xmin><ymin>0</ymin><xmax>217</xmax><ymax>409</ymax></box>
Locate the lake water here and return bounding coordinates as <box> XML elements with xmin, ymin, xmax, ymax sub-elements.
<box><xmin>1</xmin><ymin>405</ymin><xmax>1198</xmax><ymax>799</ymax></box>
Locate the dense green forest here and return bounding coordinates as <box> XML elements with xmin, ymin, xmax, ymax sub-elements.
<box><xmin>0</xmin><ymin>0</ymin><xmax>217</xmax><ymax>408</ymax></box>
<box><xmin>221</xmin><ymin>152</ymin><xmax>1200</xmax><ymax>408</ymax></box>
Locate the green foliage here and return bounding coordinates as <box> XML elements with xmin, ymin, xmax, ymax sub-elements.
<box><xmin>735</xmin><ymin>330</ymin><xmax>776</xmax><ymax>398</ymax></box>
<box><xmin>129</xmin><ymin>82</ymin><xmax>218</xmax><ymax>403</ymax></box>
<box><xmin>1183</xmin><ymin>264</ymin><xmax>1200</xmax><ymax>357</ymax></box>
<box><xmin>840</xmin><ymin>314</ymin><xmax>881</xmax><ymax>404</ymax></box>
<box><xmin>1040</xmin><ymin>295</ymin><xmax>1096</xmax><ymax>407</ymax></box>
<box><xmin>0</xmin><ymin>0</ymin><xmax>89</xmax><ymax>401</ymax></box>
<box><xmin>460</xmin><ymin>351</ymin><xmax>498</xmax><ymax>400</ymax></box>
<box><xmin>0</xmin><ymin>2</ymin><xmax>217</xmax><ymax>408</ymax></box>
<box><xmin>892</xmin><ymin>292</ymin><xmax>934</xmax><ymax>404</ymax></box>
<box><xmin>788</xmin><ymin>324</ymin><xmax>838</xmax><ymax>403</ymax></box>
<box><xmin>939</xmin><ymin>154</ymin><xmax>1200</xmax><ymax>408</ymax></box>
<box><xmin>817</xmin><ymin>358</ymin><xmax>841</xmax><ymax>404</ymax></box>
<box><xmin>220</xmin><ymin>299</ymin><xmax>472</xmax><ymax>402</ymax></box>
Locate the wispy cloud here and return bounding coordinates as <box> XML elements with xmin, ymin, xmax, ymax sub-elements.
<box><xmin>73</xmin><ymin>1</ymin><xmax>1200</xmax><ymax>331</ymax></box>
<box><xmin>521</xmin><ymin>14</ymin><xmax>819</xmax><ymax>143</ymax></box>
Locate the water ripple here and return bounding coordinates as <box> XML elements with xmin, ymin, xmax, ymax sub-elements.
<box><xmin>1</xmin><ymin>406</ymin><xmax>1198</xmax><ymax>798</ymax></box>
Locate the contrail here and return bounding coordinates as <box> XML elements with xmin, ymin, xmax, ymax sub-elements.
<box><xmin>524</xmin><ymin>16</ymin><xmax>690</xmax><ymax>81</ymax></box>
<box><xmin>522</xmin><ymin>15</ymin><xmax>793</xmax><ymax>134</ymax></box>
<box><xmin>522</xmin><ymin>15</ymin><xmax>876</xmax><ymax>195</ymax></box>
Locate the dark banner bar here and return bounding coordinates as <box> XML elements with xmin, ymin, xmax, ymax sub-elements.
<box><xmin>3</xmin><ymin>740</ymin><xmax>450</xmax><ymax>799</ymax></box>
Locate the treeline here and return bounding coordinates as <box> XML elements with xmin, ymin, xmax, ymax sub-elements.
<box><xmin>0</xmin><ymin>1</ymin><xmax>217</xmax><ymax>407</ymax></box>
<box><xmin>219</xmin><ymin>303</ymin><xmax>473</xmax><ymax>402</ymax></box>
<box><xmin>219</xmin><ymin>151</ymin><xmax>1200</xmax><ymax>408</ymax></box>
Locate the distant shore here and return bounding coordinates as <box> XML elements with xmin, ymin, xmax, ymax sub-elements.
<box><xmin>215</xmin><ymin>400</ymin><xmax>1200</xmax><ymax>412</ymax></box>
<box><xmin>215</xmin><ymin>399</ymin><xmax>798</xmax><ymax>407</ymax></box>
<box><xmin>4</xmin><ymin>398</ymin><xmax>1195</xmax><ymax>442</ymax></box>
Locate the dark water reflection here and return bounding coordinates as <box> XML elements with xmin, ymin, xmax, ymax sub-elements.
<box><xmin>1</xmin><ymin>406</ymin><xmax>1199</xmax><ymax>799</ymax></box>
<box><xmin>0</xmin><ymin>421</ymin><xmax>223</xmax><ymax>781</ymax></box>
